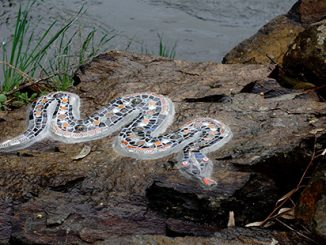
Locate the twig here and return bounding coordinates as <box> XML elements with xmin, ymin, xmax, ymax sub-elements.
<box><xmin>289</xmin><ymin>198</ymin><xmax>296</xmax><ymax>207</ymax></box>
<box><xmin>0</xmin><ymin>61</ymin><xmax>62</xmax><ymax>96</ymax></box>
<box><xmin>303</xmin><ymin>85</ymin><xmax>326</xmax><ymax>95</ymax></box>
<box><xmin>0</xmin><ymin>60</ymin><xmax>33</xmax><ymax>81</ymax></box>
<box><xmin>266</xmin><ymin>54</ymin><xmax>278</xmax><ymax>65</ymax></box>
<box><xmin>260</xmin><ymin>136</ymin><xmax>318</xmax><ymax>227</ymax></box>
<box><xmin>265</xmin><ymin>54</ymin><xmax>288</xmax><ymax>74</ymax></box>
<box><xmin>276</xmin><ymin>218</ymin><xmax>320</xmax><ymax>245</ymax></box>
<box><xmin>5</xmin><ymin>74</ymin><xmax>59</xmax><ymax>96</ymax></box>
<box><xmin>297</xmin><ymin>137</ymin><xmax>317</xmax><ymax>187</ymax></box>
<box><xmin>267</xmin><ymin>207</ymin><xmax>294</xmax><ymax>221</ymax></box>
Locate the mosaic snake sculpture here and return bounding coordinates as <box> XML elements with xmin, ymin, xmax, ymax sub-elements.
<box><xmin>0</xmin><ymin>92</ymin><xmax>232</xmax><ymax>186</ymax></box>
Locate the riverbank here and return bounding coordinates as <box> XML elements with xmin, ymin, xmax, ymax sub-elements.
<box><xmin>1</xmin><ymin>0</ymin><xmax>297</xmax><ymax>62</ymax></box>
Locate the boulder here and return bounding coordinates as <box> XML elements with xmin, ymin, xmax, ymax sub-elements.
<box><xmin>222</xmin><ymin>15</ymin><xmax>304</xmax><ymax>65</ymax></box>
<box><xmin>222</xmin><ymin>0</ymin><xmax>326</xmax><ymax>65</ymax></box>
<box><xmin>288</xmin><ymin>0</ymin><xmax>326</xmax><ymax>24</ymax></box>
<box><xmin>0</xmin><ymin>51</ymin><xmax>325</xmax><ymax>244</ymax></box>
<box><xmin>282</xmin><ymin>19</ymin><xmax>326</xmax><ymax>89</ymax></box>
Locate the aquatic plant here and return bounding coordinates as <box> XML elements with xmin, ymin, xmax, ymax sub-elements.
<box><xmin>0</xmin><ymin>1</ymin><xmax>177</xmax><ymax>109</ymax></box>
<box><xmin>1</xmin><ymin>1</ymin><xmax>78</xmax><ymax>92</ymax></box>
<box><xmin>0</xmin><ymin>1</ymin><xmax>116</xmax><ymax>106</ymax></box>
<box><xmin>140</xmin><ymin>34</ymin><xmax>177</xmax><ymax>59</ymax></box>
<box><xmin>158</xmin><ymin>34</ymin><xmax>177</xmax><ymax>59</ymax></box>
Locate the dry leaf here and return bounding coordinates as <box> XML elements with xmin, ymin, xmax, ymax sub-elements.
<box><xmin>277</xmin><ymin>207</ymin><xmax>295</xmax><ymax>220</ymax></box>
<box><xmin>263</xmin><ymin>221</ymin><xmax>274</xmax><ymax>228</ymax></box>
<box><xmin>245</xmin><ymin>221</ymin><xmax>274</xmax><ymax>228</ymax></box>
<box><xmin>227</xmin><ymin>211</ymin><xmax>235</xmax><ymax>227</ymax></box>
<box><xmin>72</xmin><ymin>145</ymin><xmax>92</xmax><ymax>160</ymax></box>
<box><xmin>245</xmin><ymin>221</ymin><xmax>264</xmax><ymax>227</ymax></box>
<box><xmin>322</xmin><ymin>149</ymin><xmax>326</xmax><ymax>156</ymax></box>
<box><xmin>270</xmin><ymin>238</ymin><xmax>279</xmax><ymax>245</ymax></box>
<box><xmin>276</xmin><ymin>189</ymin><xmax>296</xmax><ymax>206</ymax></box>
<box><xmin>309</xmin><ymin>128</ymin><xmax>324</xmax><ymax>135</ymax></box>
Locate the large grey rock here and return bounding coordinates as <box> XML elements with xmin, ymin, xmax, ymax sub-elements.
<box><xmin>0</xmin><ymin>51</ymin><xmax>325</xmax><ymax>244</ymax></box>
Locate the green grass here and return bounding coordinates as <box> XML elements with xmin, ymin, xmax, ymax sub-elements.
<box><xmin>45</xmin><ymin>27</ymin><xmax>117</xmax><ymax>91</ymax></box>
<box><xmin>0</xmin><ymin>1</ymin><xmax>117</xmax><ymax>105</ymax></box>
<box><xmin>0</xmin><ymin>1</ymin><xmax>177</xmax><ymax>109</ymax></box>
<box><xmin>158</xmin><ymin>34</ymin><xmax>177</xmax><ymax>59</ymax></box>
<box><xmin>140</xmin><ymin>34</ymin><xmax>177</xmax><ymax>59</ymax></box>
<box><xmin>1</xmin><ymin>1</ymin><xmax>83</xmax><ymax>92</ymax></box>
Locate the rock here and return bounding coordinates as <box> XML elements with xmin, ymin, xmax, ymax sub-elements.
<box><xmin>222</xmin><ymin>15</ymin><xmax>304</xmax><ymax>65</ymax></box>
<box><xmin>282</xmin><ymin>19</ymin><xmax>326</xmax><ymax>89</ymax></box>
<box><xmin>222</xmin><ymin>0</ymin><xmax>326</xmax><ymax>65</ymax></box>
<box><xmin>0</xmin><ymin>51</ymin><xmax>325</xmax><ymax>244</ymax></box>
<box><xmin>239</xmin><ymin>78</ymin><xmax>295</xmax><ymax>98</ymax></box>
<box><xmin>296</xmin><ymin>159</ymin><xmax>326</xmax><ymax>239</ymax></box>
<box><xmin>0</xmin><ymin>199</ymin><xmax>12</xmax><ymax>244</ymax></box>
<box><xmin>288</xmin><ymin>0</ymin><xmax>326</xmax><ymax>24</ymax></box>
<box><xmin>315</xmin><ymin>195</ymin><xmax>326</xmax><ymax>239</ymax></box>
<box><xmin>95</xmin><ymin>228</ymin><xmax>306</xmax><ymax>245</ymax></box>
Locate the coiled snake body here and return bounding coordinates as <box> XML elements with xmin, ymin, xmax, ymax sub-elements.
<box><xmin>0</xmin><ymin>92</ymin><xmax>232</xmax><ymax>186</ymax></box>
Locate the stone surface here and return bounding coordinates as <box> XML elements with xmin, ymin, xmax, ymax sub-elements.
<box><xmin>222</xmin><ymin>15</ymin><xmax>304</xmax><ymax>65</ymax></box>
<box><xmin>94</xmin><ymin>228</ymin><xmax>306</xmax><ymax>245</ymax></box>
<box><xmin>282</xmin><ymin>19</ymin><xmax>326</xmax><ymax>89</ymax></box>
<box><xmin>0</xmin><ymin>199</ymin><xmax>12</xmax><ymax>244</ymax></box>
<box><xmin>315</xmin><ymin>195</ymin><xmax>326</xmax><ymax>239</ymax></box>
<box><xmin>0</xmin><ymin>51</ymin><xmax>325</xmax><ymax>244</ymax></box>
<box><xmin>288</xmin><ymin>0</ymin><xmax>326</xmax><ymax>24</ymax></box>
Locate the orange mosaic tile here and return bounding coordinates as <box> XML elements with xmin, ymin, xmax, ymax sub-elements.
<box><xmin>61</xmin><ymin>97</ymin><xmax>69</xmax><ymax>103</ymax></box>
<box><xmin>62</xmin><ymin>122</ymin><xmax>69</xmax><ymax>128</ymax></box>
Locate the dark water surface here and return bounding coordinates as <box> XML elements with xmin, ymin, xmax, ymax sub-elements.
<box><xmin>1</xmin><ymin>0</ymin><xmax>296</xmax><ymax>61</ymax></box>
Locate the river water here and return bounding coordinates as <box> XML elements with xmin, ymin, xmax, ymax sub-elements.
<box><xmin>1</xmin><ymin>0</ymin><xmax>296</xmax><ymax>62</ymax></box>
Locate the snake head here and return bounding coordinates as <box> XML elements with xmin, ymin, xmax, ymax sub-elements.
<box><xmin>179</xmin><ymin>152</ymin><xmax>217</xmax><ymax>187</ymax></box>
